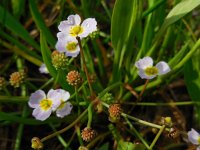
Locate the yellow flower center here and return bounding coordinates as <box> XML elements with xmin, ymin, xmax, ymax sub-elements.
<box><xmin>58</xmin><ymin>100</ymin><xmax>65</xmax><ymax>110</ymax></box>
<box><xmin>39</xmin><ymin>99</ymin><xmax>52</xmax><ymax>111</ymax></box>
<box><xmin>198</xmin><ymin>136</ymin><xmax>200</xmax><ymax>144</ymax></box>
<box><xmin>144</xmin><ymin>67</ymin><xmax>158</xmax><ymax>76</ymax></box>
<box><xmin>66</xmin><ymin>42</ymin><xmax>77</xmax><ymax>52</ymax></box>
<box><xmin>69</xmin><ymin>25</ymin><xmax>83</xmax><ymax>37</ymax></box>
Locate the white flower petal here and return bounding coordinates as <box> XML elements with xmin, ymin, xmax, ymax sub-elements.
<box><xmin>56</xmin><ymin>102</ymin><xmax>73</xmax><ymax>118</ymax></box>
<box><xmin>188</xmin><ymin>128</ymin><xmax>200</xmax><ymax>145</ymax></box>
<box><xmin>47</xmin><ymin>89</ymin><xmax>61</xmax><ymax>111</ymax></box>
<box><xmin>58</xmin><ymin>14</ymin><xmax>81</xmax><ymax>32</ymax></box>
<box><xmin>79</xmin><ymin>18</ymin><xmax>97</xmax><ymax>38</ymax></box>
<box><xmin>73</xmin><ymin>14</ymin><xmax>81</xmax><ymax>25</ymax></box>
<box><xmin>56</xmin><ymin>32</ymin><xmax>67</xmax><ymax>40</ymax></box>
<box><xmin>156</xmin><ymin>61</ymin><xmax>171</xmax><ymax>75</ymax></box>
<box><xmin>32</xmin><ymin>107</ymin><xmax>51</xmax><ymax>121</ymax></box>
<box><xmin>55</xmin><ymin>89</ymin><xmax>70</xmax><ymax>102</ymax></box>
<box><xmin>39</xmin><ymin>63</ymin><xmax>49</xmax><ymax>74</ymax></box>
<box><xmin>138</xmin><ymin>69</ymin><xmax>156</xmax><ymax>79</ymax></box>
<box><xmin>135</xmin><ymin>56</ymin><xmax>153</xmax><ymax>70</ymax></box>
<box><xmin>55</xmin><ymin>40</ymin><xmax>67</xmax><ymax>53</ymax></box>
<box><xmin>28</xmin><ymin>90</ymin><xmax>46</xmax><ymax>108</ymax></box>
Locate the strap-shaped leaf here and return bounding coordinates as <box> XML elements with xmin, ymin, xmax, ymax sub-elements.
<box><xmin>0</xmin><ymin>5</ymin><xmax>40</xmax><ymax>51</ymax></box>
<box><xmin>111</xmin><ymin>0</ymin><xmax>142</xmax><ymax>83</ymax></box>
<box><xmin>29</xmin><ymin>0</ymin><xmax>56</xmax><ymax>48</ymax></box>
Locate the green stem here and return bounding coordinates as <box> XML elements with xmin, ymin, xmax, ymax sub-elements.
<box><xmin>75</xmin><ymin>87</ymin><xmax>80</xmax><ymax>114</ymax></box>
<box><xmin>101</xmin><ymin>0</ymin><xmax>111</xmax><ymax>19</ymax></box>
<box><xmin>124</xmin><ymin>116</ymin><xmax>150</xmax><ymax>149</ymax></box>
<box><xmin>41</xmin><ymin>108</ymin><xmax>88</xmax><ymax>142</ymax></box>
<box><xmin>102</xmin><ymin>102</ymin><xmax>168</xmax><ymax>130</ymax></box>
<box><xmin>87</xmin><ymin>103</ymin><xmax>93</xmax><ymax>128</ymax></box>
<box><xmin>14</xmin><ymin>58</ymin><xmax>27</xmax><ymax>150</ymax></box>
<box><xmin>76</xmin><ymin>124</ymin><xmax>83</xmax><ymax>146</ymax></box>
<box><xmin>138</xmin><ymin>79</ymin><xmax>149</xmax><ymax>100</ymax></box>
<box><xmin>149</xmin><ymin>125</ymin><xmax>165</xmax><ymax>149</ymax></box>
<box><xmin>49</xmin><ymin>123</ymin><xmax>68</xmax><ymax>148</ymax></box>
<box><xmin>39</xmin><ymin>77</ymin><xmax>54</xmax><ymax>89</ymax></box>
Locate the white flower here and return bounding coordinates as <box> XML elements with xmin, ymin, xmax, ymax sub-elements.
<box><xmin>28</xmin><ymin>89</ymin><xmax>61</xmax><ymax>121</ymax></box>
<box><xmin>56</xmin><ymin>33</ymin><xmax>80</xmax><ymax>57</ymax></box>
<box><xmin>135</xmin><ymin>56</ymin><xmax>171</xmax><ymax>79</ymax></box>
<box><xmin>188</xmin><ymin>128</ymin><xmax>200</xmax><ymax>150</ymax></box>
<box><xmin>58</xmin><ymin>14</ymin><xmax>97</xmax><ymax>39</ymax></box>
<box><xmin>54</xmin><ymin>89</ymin><xmax>73</xmax><ymax>118</ymax></box>
<box><xmin>39</xmin><ymin>63</ymin><xmax>49</xmax><ymax>74</ymax></box>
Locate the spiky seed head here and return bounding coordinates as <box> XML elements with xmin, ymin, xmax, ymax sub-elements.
<box><xmin>108</xmin><ymin>103</ymin><xmax>122</xmax><ymax>122</ymax></box>
<box><xmin>81</xmin><ymin>127</ymin><xmax>97</xmax><ymax>142</ymax></box>
<box><xmin>9</xmin><ymin>70</ymin><xmax>25</xmax><ymax>88</ymax></box>
<box><xmin>51</xmin><ymin>51</ymin><xmax>68</xmax><ymax>70</ymax></box>
<box><xmin>66</xmin><ymin>70</ymin><xmax>82</xmax><ymax>86</ymax></box>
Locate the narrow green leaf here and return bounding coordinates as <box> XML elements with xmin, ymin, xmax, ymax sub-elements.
<box><xmin>29</xmin><ymin>0</ymin><xmax>56</xmax><ymax>47</ymax></box>
<box><xmin>156</xmin><ymin>0</ymin><xmax>200</xmax><ymax>40</ymax></box>
<box><xmin>0</xmin><ymin>29</ymin><xmax>42</xmax><ymax>61</ymax></box>
<box><xmin>0</xmin><ymin>5</ymin><xmax>40</xmax><ymax>51</ymax></box>
<box><xmin>184</xmin><ymin>48</ymin><xmax>200</xmax><ymax>124</ymax></box>
<box><xmin>40</xmin><ymin>32</ymin><xmax>73</xmax><ymax>93</ymax></box>
<box><xmin>110</xmin><ymin>0</ymin><xmax>142</xmax><ymax>83</ymax></box>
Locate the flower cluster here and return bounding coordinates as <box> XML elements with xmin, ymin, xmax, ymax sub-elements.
<box><xmin>135</xmin><ymin>56</ymin><xmax>171</xmax><ymax>79</ymax></box>
<box><xmin>56</xmin><ymin>14</ymin><xmax>97</xmax><ymax>57</ymax></box>
<box><xmin>188</xmin><ymin>128</ymin><xmax>200</xmax><ymax>150</ymax></box>
<box><xmin>28</xmin><ymin>89</ymin><xmax>72</xmax><ymax>121</ymax></box>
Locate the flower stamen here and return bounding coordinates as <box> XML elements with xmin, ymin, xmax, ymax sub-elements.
<box><xmin>39</xmin><ymin>99</ymin><xmax>52</xmax><ymax>111</ymax></box>
<box><xmin>69</xmin><ymin>25</ymin><xmax>83</xmax><ymax>37</ymax></box>
<box><xmin>144</xmin><ymin>67</ymin><xmax>158</xmax><ymax>76</ymax></box>
<box><xmin>66</xmin><ymin>42</ymin><xmax>78</xmax><ymax>52</ymax></box>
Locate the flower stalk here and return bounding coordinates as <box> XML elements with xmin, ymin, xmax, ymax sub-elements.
<box><xmin>76</xmin><ymin>36</ymin><xmax>94</xmax><ymax>98</ymax></box>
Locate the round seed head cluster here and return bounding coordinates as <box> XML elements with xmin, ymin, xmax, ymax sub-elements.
<box><xmin>51</xmin><ymin>51</ymin><xmax>68</xmax><ymax>70</ymax></box>
<box><xmin>9</xmin><ymin>71</ymin><xmax>25</xmax><ymax>88</ymax></box>
<box><xmin>81</xmin><ymin>127</ymin><xmax>97</xmax><ymax>142</ymax></box>
<box><xmin>0</xmin><ymin>77</ymin><xmax>6</xmax><ymax>90</ymax></box>
<box><xmin>66</xmin><ymin>70</ymin><xmax>82</xmax><ymax>86</ymax></box>
<box><xmin>108</xmin><ymin>104</ymin><xmax>122</xmax><ymax>119</ymax></box>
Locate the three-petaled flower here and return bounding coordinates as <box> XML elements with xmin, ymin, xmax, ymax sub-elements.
<box><xmin>28</xmin><ymin>89</ymin><xmax>61</xmax><ymax>121</ymax></box>
<box><xmin>135</xmin><ymin>56</ymin><xmax>171</xmax><ymax>79</ymax></box>
<box><xmin>28</xmin><ymin>89</ymin><xmax>73</xmax><ymax>121</ymax></box>
<box><xmin>56</xmin><ymin>14</ymin><xmax>97</xmax><ymax>57</ymax></box>
<box><xmin>188</xmin><ymin>128</ymin><xmax>200</xmax><ymax>150</ymax></box>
